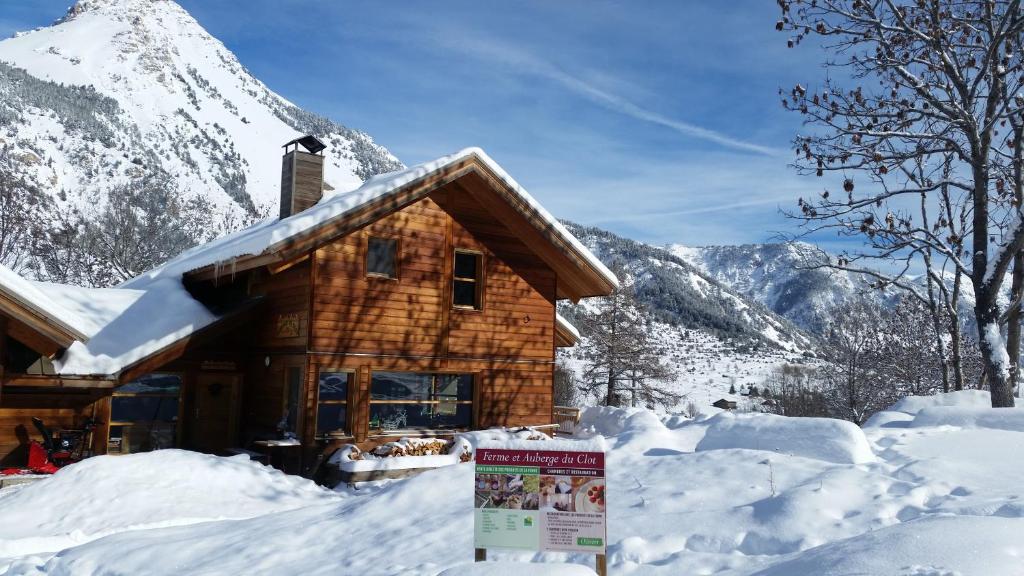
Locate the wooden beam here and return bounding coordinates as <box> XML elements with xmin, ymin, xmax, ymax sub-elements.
<box><xmin>3</xmin><ymin>375</ymin><xmax>115</xmax><ymax>389</ymax></box>
<box><xmin>266</xmin><ymin>254</ymin><xmax>310</xmax><ymax>276</ymax></box>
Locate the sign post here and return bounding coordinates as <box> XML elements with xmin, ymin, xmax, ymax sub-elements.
<box><xmin>473</xmin><ymin>444</ymin><xmax>607</xmax><ymax>575</ymax></box>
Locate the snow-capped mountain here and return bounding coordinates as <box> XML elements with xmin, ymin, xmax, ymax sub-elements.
<box><xmin>559</xmin><ymin>222</ymin><xmax>814</xmax><ymax>410</ymax></box>
<box><xmin>564</xmin><ymin>222</ymin><xmax>813</xmax><ymax>352</ymax></box>
<box><xmin>0</xmin><ymin>0</ymin><xmax>401</xmax><ymax>218</ymax></box>
<box><xmin>671</xmin><ymin>242</ymin><xmax>888</xmax><ymax>334</ymax></box>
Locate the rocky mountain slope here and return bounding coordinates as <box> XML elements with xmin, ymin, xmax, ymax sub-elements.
<box><xmin>0</xmin><ymin>0</ymin><xmax>401</xmax><ymax>220</ymax></box>
<box><xmin>559</xmin><ymin>223</ymin><xmax>814</xmax><ymax>410</ymax></box>
<box><xmin>671</xmin><ymin>242</ymin><xmax>887</xmax><ymax>334</ymax></box>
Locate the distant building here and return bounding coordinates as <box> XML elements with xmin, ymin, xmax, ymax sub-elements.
<box><xmin>713</xmin><ymin>399</ymin><xmax>738</xmax><ymax>410</ymax></box>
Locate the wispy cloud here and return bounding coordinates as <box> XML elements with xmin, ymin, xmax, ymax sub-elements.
<box><xmin>587</xmin><ymin>195</ymin><xmax>796</xmax><ymax>224</ymax></box>
<box><xmin>427</xmin><ymin>31</ymin><xmax>783</xmax><ymax>157</ymax></box>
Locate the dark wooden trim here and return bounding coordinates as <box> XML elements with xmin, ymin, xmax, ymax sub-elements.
<box><xmin>3</xmin><ymin>375</ymin><xmax>115</xmax><ymax>389</ymax></box>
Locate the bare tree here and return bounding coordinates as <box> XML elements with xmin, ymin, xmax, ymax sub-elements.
<box><xmin>818</xmin><ymin>300</ymin><xmax>896</xmax><ymax>423</ymax></box>
<box><xmin>761</xmin><ymin>364</ymin><xmax>830</xmax><ymax>417</ymax></box>
<box><xmin>79</xmin><ymin>172</ymin><xmax>215</xmax><ymax>286</ymax></box>
<box><xmin>553</xmin><ymin>362</ymin><xmax>580</xmax><ymax>407</ymax></box>
<box><xmin>0</xmin><ymin>146</ymin><xmax>44</xmax><ymax>272</ymax></box>
<box><xmin>578</xmin><ymin>274</ymin><xmax>679</xmax><ymax>408</ymax></box>
<box><xmin>779</xmin><ymin>0</ymin><xmax>1024</xmax><ymax>406</ymax></box>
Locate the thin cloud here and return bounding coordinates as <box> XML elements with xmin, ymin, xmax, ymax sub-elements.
<box><xmin>430</xmin><ymin>31</ymin><xmax>782</xmax><ymax>156</ymax></box>
<box><xmin>588</xmin><ymin>195</ymin><xmax>796</xmax><ymax>225</ymax></box>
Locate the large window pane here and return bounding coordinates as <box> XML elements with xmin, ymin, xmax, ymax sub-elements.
<box><xmin>116</xmin><ymin>374</ymin><xmax>181</xmax><ymax>395</ymax></box>
<box><xmin>318</xmin><ymin>372</ymin><xmax>350</xmax><ymax>401</ymax></box>
<box><xmin>453</xmin><ymin>281</ymin><xmax>477</xmax><ymax>308</ymax></box>
<box><xmin>454</xmin><ymin>252</ymin><xmax>478</xmax><ymax>279</ymax></box>
<box><xmin>112</xmin><ymin>396</ymin><xmax>178</xmax><ymax>422</ymax></box>
<box><xmin>436</xmin><ymin>374</ymin><xmax>473</xmax><ymax>401</ymax></box>
<box><xmin>367</xmin><ymin>237</ymin><xmax>397</xmax><ymax>277</ymax></box>
<box><xmin>369</xmin><ymin>372</ymin><xmax>474</xmax><ymax>431</ymax></box>
<box><xmin>316</xmin><ymin>404</ymin><xmax>347</xmax><ymax>435</ymax></box>
<box><xmin>371</xmin><ymin>372</ymin><xmax>433</xmax><ymax>401</ymax></box>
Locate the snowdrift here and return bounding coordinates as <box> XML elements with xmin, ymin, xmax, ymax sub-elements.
<box><xmin>695</xmin><ymin>412</ymin><xmax>875</xmax><ymax>464</ymax></box>
<box><xmin>910</xmin><ymin>405</ymin><xmax>1024</xmax><ymax>431</ymax></box>
<box><xmin>749</xmin><ymin>515</ymin><xmax>1024</xmax><ymax>576</ymax></box>
<box><xmin>7</xmin><ymin>395</ymin><xmax>1024</xmax><ymax>575</ymax></box>
<box><xmin>0</xmin><ymin>450</ymin><xmax>336</xmax><ymax>559</ymax></box>
<box><xmin>887</xmin><ymin>389</ymin><xmax>995</xmax><ymax>414</ymax></box>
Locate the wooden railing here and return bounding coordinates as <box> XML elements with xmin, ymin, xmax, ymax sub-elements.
<box><xmin>553</xmin><ymin>406</ymin><xmax>582</xmax><ymax>436</ymax></box>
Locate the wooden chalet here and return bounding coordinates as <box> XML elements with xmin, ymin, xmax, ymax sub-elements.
<box><xmin>0</xmin><ymin>139</ymin><xmax>616</xmax><ymax>474</ymax></box>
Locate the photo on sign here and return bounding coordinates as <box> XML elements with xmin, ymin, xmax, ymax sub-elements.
<box><xmin>475</xmin><ymin>473</ymin><xmax>538</xmax><ymax>509</ymax></box>
<box><xmin>573</xmin><ymin>477</ymin><xmax>606</xmax><ymax>514</ymax></box>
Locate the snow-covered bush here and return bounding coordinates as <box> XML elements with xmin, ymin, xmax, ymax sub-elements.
<box><xmin>696</xmin><ymin>411</ymin><xmax>875</xmax><ymax>464</ymax></box>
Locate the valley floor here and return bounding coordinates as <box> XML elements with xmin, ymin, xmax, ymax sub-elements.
<box><xmin>1</xmin><ymin>391</ymin><xmax>1022</xmax><ymax>575</ymax></box>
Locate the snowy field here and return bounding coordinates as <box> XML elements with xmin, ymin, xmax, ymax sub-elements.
<box><xmin>2</xmin><ymin>391</ymin><xmax>1023</xmax><ymax>575</ymax></box>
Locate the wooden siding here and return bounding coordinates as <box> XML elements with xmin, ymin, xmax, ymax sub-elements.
<box><xmin>307</xmin><ymin>183</ymin><xmax>558</xmax><ymax>442</ymax></box>
<box><xmin>250</xmin><ymin>260</ymin><xmax>311</xmax><ymax>350</ymax></box>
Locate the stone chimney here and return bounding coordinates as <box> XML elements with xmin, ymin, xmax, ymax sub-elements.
<box><xmin>280</xmin><ymin>135</ymin><xmax>326</xmax><ymax>219</ymax></box>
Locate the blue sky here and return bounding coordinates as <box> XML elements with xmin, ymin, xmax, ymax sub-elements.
<box><xmin>1</xmin><ymin>1</ymin><xmax>840</xmax><ymax>248</ymax></box>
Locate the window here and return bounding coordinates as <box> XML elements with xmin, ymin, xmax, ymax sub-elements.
<box><xmin>280</xmin><ymin>366</ymin><xmax>303</xmax><ymax>435</ymax></box>
<box><xmin>316</xmin><ymin>371</ymin><xmax>351</xmax><ymax>436</ymax></box>
<box><xmin>367</xmin><ymin>236</ymin><xmax>397</xmax><ymax>278</ymax></box>
<box><xmin>369</xmin><ymin>372</ymin><xmax>473</xmax><ymax>431</ymax></box>
<box><xmin>109</xmin><ymin>373</ymin><xmax>181</xmax><ymax>454</ymax></box>
<box><xmin>453</xmin><ymin>250</ymin><xmax>482</xmax><ymax>309</ymax></box>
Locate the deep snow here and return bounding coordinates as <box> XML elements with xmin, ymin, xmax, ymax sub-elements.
<box><xmin>2</xmin><ymin>391</ymin><xmax>1023</xmax><ymax>575</ymax></box>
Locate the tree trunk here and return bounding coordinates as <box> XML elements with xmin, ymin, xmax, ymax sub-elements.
<box><xmin>1007</xmin><ymin>252</ymin><xmax>1024</xmax><ymax>395</ymax></box>
<box><xmin>950</xmin><ymin>272</ymin><xmax>965</xmax><ymax>391</ymax></box>
<box><xmin>975</xmin><ymin>286</ymin><xmax>1016</xmax><ymax>407</ymax></box>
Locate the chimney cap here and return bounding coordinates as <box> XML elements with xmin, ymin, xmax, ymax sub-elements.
<box><xmin>283</xmin><ymin>135</ymin><xmax>326</xmax><ymax>154</ymax></box>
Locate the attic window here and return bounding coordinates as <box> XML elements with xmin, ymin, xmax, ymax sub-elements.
<box><xmin>453</xmin><ymin>250</ymin><xmax>482</xmax><ymax>309</ymax></box>
<box><xmin>367</xmin><ymin>237</ymin><xmax>397</xmax><ymax>278</ymax></box>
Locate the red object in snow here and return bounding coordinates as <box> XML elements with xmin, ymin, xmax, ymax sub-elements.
<box><xmin>0</xmin><ymin>441</ymin><xmax>59</xmax><ymax>476</ymax></box>
<box><xmin>27</xmin><ymin>441</ymin><xmax>59</xmax><ymax>474</ymax></box>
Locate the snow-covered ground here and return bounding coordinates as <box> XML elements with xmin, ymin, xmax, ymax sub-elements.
<box><xmin>2</xmin><ymin>391</ymin><xmax>1023</xmax><ymax>575</ymax></box>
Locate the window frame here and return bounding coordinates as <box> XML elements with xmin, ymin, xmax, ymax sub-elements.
<box><xmin>365</xmin><ymin>235</ymin><xmax>400</xmax><ymax>280</ymax></box>
<box><xmin>368</xmin><ymin>371</ymin><xmax>475</xmax><ymax>433</ymax></box>
<box><xmin>108</xmin><ymin>372</ymin><xmax>184</xmax><ymax>454</ymax></box>
<box><xmin>315</xmin><ymin>369</ymin><xmax>354</xmax><ymax>439</ymax></box>
<box><xmin>452</xmin><ymin>249</ymin><xmax>484</xmax><ymax>310</ymax></box>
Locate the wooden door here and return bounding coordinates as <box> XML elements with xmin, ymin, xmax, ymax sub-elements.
<box><xmin>189</xmin><ymin>373</ymin><xmax>240</xmax><ymax>454</ymax></box>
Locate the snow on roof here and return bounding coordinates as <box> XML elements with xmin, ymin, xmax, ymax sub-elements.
<box><xmin>50</xmin><ymin>278</ymin><xmax>221</xmax><ymax>376</ymax></box>
<box><xmin>555</xmin><ymin>313</ymin><xmax>581</xmax><ymax>341</ymax></box>
<box><xmin>0</xmin><ymin>148</ymin><xmax>613</xmax><ymax>378</ymax></box>
<box><xmin>0</xmin><ymin>268</ymin><xmax>224</xmax><ymax>376</ymax></box>
<box><xmin>125</xmin><ymin>148</ymin><xmax>618</xmax><ymax>291</ymax></box>
<box><xmin>0</xmin><ymin>265</ymin><xmax>90</xmax><ymax>341</ymax></box>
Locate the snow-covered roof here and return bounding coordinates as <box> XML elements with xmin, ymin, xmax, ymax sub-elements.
<box><xmin>0</xmin><ymin>267</ymin><xmax>225</xmax><ymax>376</ymax></box>
<box><xmin>126</xmin><ymin>147</ymin><xmax>618</xmax><ymax>293</ymax></box>
<box><xmin>0</xmin><ymin>148</ymin><xmax>613</xmax><ymax>378</ymax></box>
<box><xmin>555</xmin><ymin>313</ymin><xmax>581</xmax><ymax>343</ymax></box>
<box><xmin>0</xmin><ymin>266</ymin><xmax>90</xmax><ymax>342</ymax></box>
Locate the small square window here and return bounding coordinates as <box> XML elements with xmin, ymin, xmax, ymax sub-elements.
<box><xmin>367</xmin><ymin>237</ymin><xmax>397</xmax><ymax>278</ymax></box>
<box><xmin>453</xmin><ymin>251</ymin><xmax>482</xmax><ymax>309</ymax></box>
